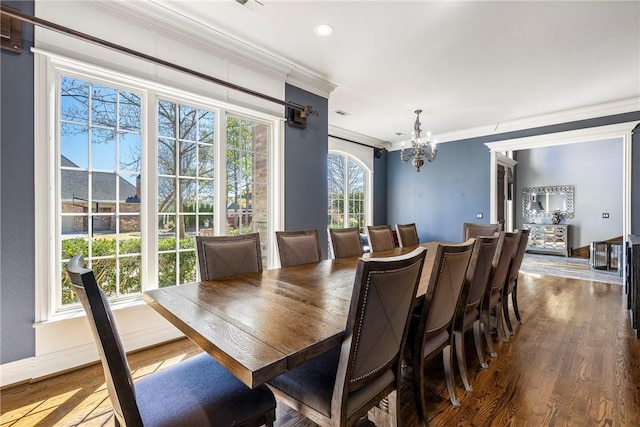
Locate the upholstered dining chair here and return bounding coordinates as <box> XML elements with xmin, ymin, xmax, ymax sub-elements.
<box><xmin>196</xmin><ymin>233</ymin><xmax>263</xmax><ymax>281</ymax></box>
<box><xmin>329</xmin><ymin>227</ymin><xmax>363</xmax><ymax>259</ymax></box>
<box><xmin>481</xmin><ymin>230</ymin><xmax>520</xmax><ymax>356</ymax></box>
<box><xmin>407</xmin><ymin>240</ymin><xmax>474</xmax><ymax>423</ymax></box>
<box><xmin>395</xmin><ymin>223</ymin><xmax>420</xmax><ymax>247</ymax></box>
<box><xmin>276</xmin><ymin>229</ymin><xmax>323</xmax><ymax>267</ymax></box>
<box><xmin>502</xmin><ymin>228</ymin><xmax>530</xmax><ymax>337</ymax></box>
<box><xmin>366</xmin><ymin>225</ymin><xmax>395</xmax><ymax>252</ymax></box>
<box><xmin>463</xmin><ymin>222</ymin><xmax>503</xmax><ymax>241</ymax></box>
<box><xmin>66</xmin><ymin>254</ymin><xmax>276</xmax><ymax>427</ymax></box>
<box><xmin>268</xmin><ymin>247</ymin><xmax>427</xmax><ymax>427</ymax></box>
<box><xmin>452</xmin><ymin>235</ymin><xmax>500</xmax><ymax>392</ymax></box>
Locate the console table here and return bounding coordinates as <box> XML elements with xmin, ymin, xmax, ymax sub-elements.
<box><xmin>522</xmin><ymin>224</ymin><xmax>570</xmax><ymax>257</ymax></box>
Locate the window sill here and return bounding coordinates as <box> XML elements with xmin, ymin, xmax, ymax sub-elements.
<box><xmin>34</xmin><ymin>294</ymin><xmax>147</xmax><ymax>327</ymax></box>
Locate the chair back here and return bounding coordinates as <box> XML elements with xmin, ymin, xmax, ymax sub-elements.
<box><xmin>196</xmin><ymin>233</ymin><xmax>263</xmax><ymax>281</ymax></box>
<box><xmin>487</xmin><ymin>231</ymin><xmax>520</xmax><ymax>298</ymax></box>
<box><xmin>459</xmin><ymin>235</ymin><xmax>500</xmax><ymax>316</ymax></box>
<box><xmin>463</xmin><ymin>222</ymin><xmax>503</xmax><ymax>241</ymax></box>
<box><xmin>276</xmin><ymin>229</ymin><xmax>322</xmax><ymax>267</ymax></box>
<box><xmin>66</xmin><ymin>254</ymin><xmax>143</xmax><ymax>426</ymax></box>
<box><xmin>396</xmin><ymin>223</ymin><xmax>420</xmax><ymax>247</ymax></box>
<box><xmin>366</xmin><ymin>225</ymin><xmax>395</xmax><ymax>252</ymax></box>
<box><xmin>329</xmin><ymin>227</ymin><xmax>363</xmax><ymax>259</ymax></box>
<box><xmin>419</xmin><ymin>241</ymin><xmax>475</xmax><ymax>337</ymax></box>
<box><xmin>506</xmin><ymin>229</ymin><xmax>530</xmax><ymax>293</ymax></box>
<box><xmin>335</xmin><ymin>248</ymin><xmax>426</xmax><ymax>408</ymax></box>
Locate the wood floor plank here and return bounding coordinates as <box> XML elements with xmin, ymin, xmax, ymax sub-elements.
<box><xmin>1</xmin><ymin>270</ymin><xmax>639</xmax><ymax>426</ymax></box>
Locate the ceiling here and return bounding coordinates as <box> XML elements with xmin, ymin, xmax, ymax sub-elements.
<box><xmin>138</xmin><ymin>1</ymin><xmax>639</xmax><ymax>146</ymax></box>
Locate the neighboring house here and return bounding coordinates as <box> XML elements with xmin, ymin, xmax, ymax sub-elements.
<box><xmin>60</xmin><ymin>155</ymin><xmax>139</xmax><ymax>234</ymax></box>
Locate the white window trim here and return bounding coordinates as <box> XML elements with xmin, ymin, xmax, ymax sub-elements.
<box><xmin>34</xmin><ymin>49</ymin><xmax>283</xmax><ymax>323</ymax></box>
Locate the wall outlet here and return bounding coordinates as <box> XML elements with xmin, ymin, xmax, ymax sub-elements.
<box><xmin>476</xmin><ymin>212</ymin><xmax>483</xmax><ymax>219</ymax></box>
<box><xmin>602</xmin><ymin>213</ymin><xmax>609</xmax><ymax>219</ymax></box>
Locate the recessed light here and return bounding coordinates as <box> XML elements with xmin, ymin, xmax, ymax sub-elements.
<box><xmin>314</xmin><ymin>24</ymin><xmax>333</xmax><ymax>37</ymax></box>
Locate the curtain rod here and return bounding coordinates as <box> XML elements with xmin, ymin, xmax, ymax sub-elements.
<box><xmin>2</xmin><ymin>7</ymin><xmax>308</xmax><ymax>113</ymax></box>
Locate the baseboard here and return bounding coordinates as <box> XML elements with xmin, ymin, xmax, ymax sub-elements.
<box><xmin>1</xmin><ymin>324</ymin><xmax>183</xmax><ymax>388</ymax></box>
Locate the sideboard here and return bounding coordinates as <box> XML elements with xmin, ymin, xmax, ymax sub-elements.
<box><xmin>522</xmin><ymin>224</ymin><xmax>570</xmax><ymax>257</ymax></box>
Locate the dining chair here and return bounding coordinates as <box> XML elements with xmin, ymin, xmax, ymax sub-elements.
<box><xmin>366</xmin><ymin>225</ymin><xmax>395</xmax><ymax>252</ymax></box>
<box><xmin>329</xmin><ymin>227</ymin><xmax>363</xmax><ymax>259</ymax></box>
<box><xmin>481</xmin><ymin>230</ymin><xmax>520</xmax><ymax>356</ymax></box>
<box><xmin>268</xmin><ymin>247</ymin><xmax>427</xmax><ymax>427</ymax></box>
<box><xmin>502</xmin><ymin>228</ymin><xmax>530</xmax><ymax>337</ymax></box>
<box><xmin>462</xmin><ymin>222</ymin><xmax>503</xmax><ymax>241</ymax></box>
<box><xmin>66</xmin><ymin>254</ymin><xmax>276</xmax><ymax>427</ymax></box>
<box><xmin>452</xmin><ymin>235</ymin><xmax>500</xmax><ymax>392</ymax></box>
<box><xmin>407</xmin><ymin>240</ymin><xmax>474</xmax><ymax>422</ymax></box>
<box><xmin>395</xmin><ymin>223</ymin><xmax>420</xmax><ymax>247</ymax></box>
<box><xmin>276</xmin><ymin>229</ymin><xmax>323</xmax><ymax>267</ymax></box>
<box><xmin>196</xmin><ymin>233</ymin><xmax>263</xmax><ymax>281</ymax></box>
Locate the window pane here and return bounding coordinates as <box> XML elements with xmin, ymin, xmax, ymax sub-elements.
<box><xmin>61</xmin><ymin>170</ymin><xmax>88</xmax><ymax>214</ymax></box>
<box><xmin>198</xmin><ymin>110</ymin><xmax>215</xmax><ymax>143</ymax></box>
<box><xmin>121</xmin><ymin>174</ymin><xmax>140</xmax><ymax>209</ymax></box>
<box><xmin>328</xmin><ymin>153</ymin><xmax>345</xmax><ymax>228</ymax></box>
<box><xmin>179</xmin><ymin>105</ymin><xmax>197</xmax><ymax>141</ymax></box>
<box><xmin>158</xmin><ymin>177</ymin><xmax>176</xmax><ymax>213</ymax></box>
<box><xmin>120</xmin><ymin>133</ymin><xmax>141</xmax><ymax>172</ymax></box>
<box><xmin>91</xmin><ymin>84</ymin><xmax>117</xmax><ymax>128</ymax></box>
<box><xmin>61</xmin><ymin>124</ymin><xmax>89</xmax><ymax>168</ymax></box>
<box><xmin>92</xmin><ymin>128</ymin><xmax>117</xmax><ymax>171</ymax></box>
<box><xmin>158</xmin><ymin>100</ymin><xmax>176</xmax><ymax>138</ymax></box>
<box><xmin>60</xmin><ymin>77</ymin><xmax>89</xmax><ymax>124</ymax></box>
<box><xmin>158</xmin><ymin>252</ymin><xmax>176</xmax><ymax>288</ymax></box>
<box><xmin>119</xmin><ymin>255</ymin><xmax>141</xmax><ymax>295</ymax></box>
<box><xmin>328</xmin><ymin>153</ymin><xmax>367</xmax><ymax>232</ymax></box>
<box><xmin>198</xmin><ymin>145</ymin><xmax>214</xmax><ymax>178</ymax></box>
<box><xmin>158</xmin><ymin>138</ymin><xmax>176</xmax><ymax>176</ymax></box>
<box><xmin>92</xmin><ymin>258</ymin><xmax>117</xmax><ymax>297</ymax></box>
<box><xmin>91</xmin><ymin>173</ymin><xmax>116</xmax><ymax>213</ymax></box>
<box><xmin>119</xmin><ymin>90</ymin><xmax>141</xmax><ymax>132</ymax></box>
<box><xmin>179</xmin><ymin>141</ymin><xmax>197</xmax><ymax>176</ymax></box>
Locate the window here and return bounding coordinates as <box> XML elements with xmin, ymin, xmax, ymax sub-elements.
<box><xmin>328</xmin><ymin>152</ymin><xmax>367</xmax><ymax>231</ymax></box>
<box><xmin>44</xmin><ymin>60</ymin><xmax>278</xmax><ymax>315</ymax></box>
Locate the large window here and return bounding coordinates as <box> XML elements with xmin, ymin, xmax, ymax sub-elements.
<box><xmin>328</xmin><ymin>152</ymin><xmax>367</xmax><ymax>231</ymax></box>
<box><xmin>48</xmin><ymin>65</ymin><xmax>276</xmax><ymax>314</ymax></box>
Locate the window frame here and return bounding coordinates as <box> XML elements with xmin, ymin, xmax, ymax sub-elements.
<box><xmin>35</xmin><ymin>50</ymin><xmax>283</xmax><ymax>322</ymax></box>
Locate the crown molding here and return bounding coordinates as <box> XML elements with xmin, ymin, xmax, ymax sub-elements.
<box><xmin>329</xmin><ymin>125</ymin><xmax>391</xmax><ymax>148</ymax></box>
<box><xmin>96</xmin><ymin>0</ymin><xmax>336</xmax><ymax>97</ymax></box>
<box><xmin>435</xmin><ymin>97</ymin><xmax>640</xmax><ymax>143</ymax></box>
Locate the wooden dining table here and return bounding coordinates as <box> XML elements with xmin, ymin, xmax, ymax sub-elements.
<box><xmin>144</xmin><ymin>241</ymin><xmax>439</xmax><ymax>389</ymax></box>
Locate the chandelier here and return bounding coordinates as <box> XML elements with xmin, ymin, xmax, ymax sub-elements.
<box><xmin>400</xmin><ymin>109</ymin><xmax>437</xmax><ymax>172</ymax></box>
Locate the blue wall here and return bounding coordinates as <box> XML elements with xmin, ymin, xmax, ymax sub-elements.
<box><xmin>283</xmin><ymin>85</ymin><xmax>329</xmax><ymax>258</ymax></box>
<box><xmin>388</xmin><ymin>138</ymin><xmax>491</xmax><ymax>243</ymax></box>
<box><xmin>1</xmin><ymin>0</ymin><xmax>36</xmax><ymax>363</ymax></box>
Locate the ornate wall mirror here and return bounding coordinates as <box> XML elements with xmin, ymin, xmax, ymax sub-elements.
<box><xmin>522</xmin><ymin>185</ymin><xmax>575</xmax><ymax>223</ymax></box>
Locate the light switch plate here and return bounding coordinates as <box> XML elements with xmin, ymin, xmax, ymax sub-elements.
<box><xmin>476</xmin><ymin>212</ymin><xmax>483</xmax><ymax>219</ymax></box>
<box><xmin>602</xmin><ymin>213</ymin><xmax>609</xmax><ymax>219</ymax></box>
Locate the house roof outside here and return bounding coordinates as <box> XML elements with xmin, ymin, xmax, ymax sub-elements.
<box><xmin>61</xmin><ymin>155</ymin><xmax>138</xmax><ymax>203</ymax></box>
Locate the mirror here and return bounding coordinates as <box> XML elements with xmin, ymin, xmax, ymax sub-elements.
<box><xmin>522</xmin><ymin>185</ymin><xmax>575</xmax><ymax>223</ymax></box>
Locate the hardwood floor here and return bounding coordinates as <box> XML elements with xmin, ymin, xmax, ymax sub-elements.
<box><xmin>2</xmin><ymin>272</ymin><xmax>639</xmax><ymax>426</ymax></box>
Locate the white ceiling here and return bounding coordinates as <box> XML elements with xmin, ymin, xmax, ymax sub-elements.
<box><xmin>141</xmin><ymin>0</ymin><xmax>639</xmax><ymax>146</ymax></box>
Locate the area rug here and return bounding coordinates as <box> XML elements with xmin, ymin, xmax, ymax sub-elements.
<box><xmin>520</xmin><ymin>253</ymin><xmax>623</xmax><ymax>286</ymax></box>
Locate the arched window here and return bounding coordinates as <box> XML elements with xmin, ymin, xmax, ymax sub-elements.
<box><xmin>328</xmin><ymin>152</ymin><xmax>368</xmax><ymax>231</ymax></box>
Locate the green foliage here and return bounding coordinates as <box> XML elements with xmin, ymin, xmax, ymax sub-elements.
<box><xmin>61</xmin><ymin>236</ymin><xmax>196</xmax><ymax>305</ymax></box>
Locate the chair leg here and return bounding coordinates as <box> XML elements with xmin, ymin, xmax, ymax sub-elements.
<box><xmin>412</xmin><ymin>354</ymin><xmax>429</xmax><ymax>426</ymax></box>
<box><xmin>482</xmin><ymin>308</ymin><xmax>497</xmax><ymax>357</ymax></box>
<box><xmin>443</xmin><ymin>344</ymin><xmax>460</xmax><ymax>407</ymax></box>
<box><xmin>498</xmin><ymin>301</ymin><xmax>510</xmax><ymax>343</ymax></box>
<box><xmin>503</xmin><ymin>295</ymin><xmax>515</xmax><ymax>336</ymax></box>
<box><xmin>473</xmin><ymin>320</ymin><xmax>488</xmax><ymax>369</ymax></box>
<box><xmin>513</xmin><ymin>281</ymin><xmax>523</xmax><ymax>324</ymax></box>
<box><xmin>454</xmin><ymin>330</ymin><xmax>473</xmax><ymax>391</ymax></box>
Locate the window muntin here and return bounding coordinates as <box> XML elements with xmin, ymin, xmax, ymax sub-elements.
<box><xmin>328</xmin><ymin>152</ymin><xmax>367</xmax><ymax>232</ymax></box>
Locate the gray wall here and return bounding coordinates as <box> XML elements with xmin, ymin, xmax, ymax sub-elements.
<box><xmin>283</xmin><ymin>84</ymin><xmax>329</xmax><ymax>258</ymax></box>
<box><xmin>515</xmin><ymin>139</ymin><xmax>623</xmax><ymax>250</ymax></box>
<box><xmin>1</xmin><ymin>0</ymin><xmax>36</xmax><ymax>363</ymax></box>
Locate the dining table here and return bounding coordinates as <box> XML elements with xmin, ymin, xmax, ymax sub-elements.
<box><xmin>143</xmin><ymin>241</ymin><xmax>439</xmax><ymax>389</ymax></box>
